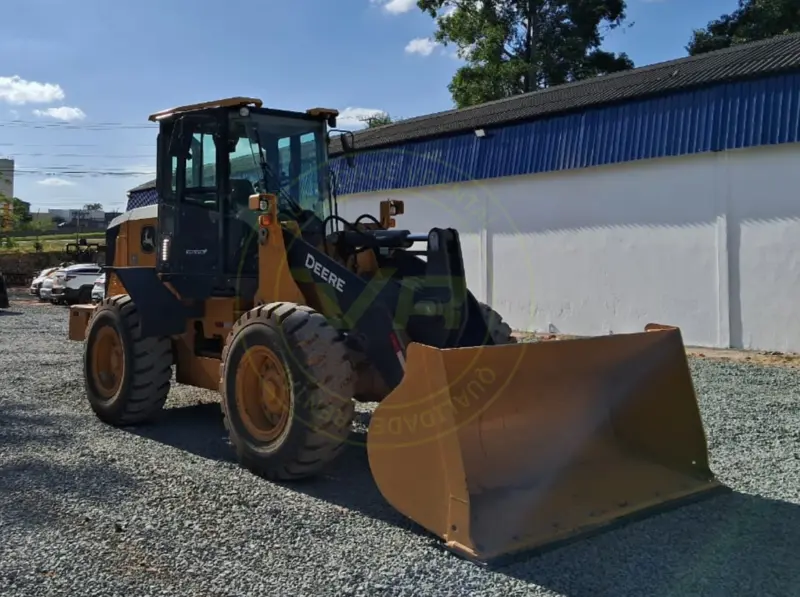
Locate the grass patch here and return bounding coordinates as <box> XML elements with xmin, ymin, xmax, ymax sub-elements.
<box><xmin>0</xmin><ymin>232</ymin><xmax>105</xmax><ymax>254</ymax></box>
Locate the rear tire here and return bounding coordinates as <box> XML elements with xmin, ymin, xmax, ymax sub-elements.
<box><xmin>219</xmin><ymin>302</ymin><xmax>356</xmax><ymax>480</ymax></box>
<box><xmin>83</xmin><ymin>295</ymin><xmax>173</xmax><ymax>426</ymax></box>
<box><xmin>478</xmin><ymin>301</ymin><xmax>517</xmax><ymax>344</ymax></box>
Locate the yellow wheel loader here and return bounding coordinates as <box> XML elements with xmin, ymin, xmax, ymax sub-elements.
<box><xmin>67</xmin><ymin>97</ymin><xmax>725</xmax><ymax>563</ymax></box>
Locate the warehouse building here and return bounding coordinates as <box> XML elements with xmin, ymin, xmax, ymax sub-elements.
<box><xmin>127</xmin><ymin>33</ymin><xmax>800</xmax><ymax>352</ymax></box>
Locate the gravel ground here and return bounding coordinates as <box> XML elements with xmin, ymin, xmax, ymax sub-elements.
<box><xmin>1</xmin><ymin>289</ymin><xmax>798</xmax><ymax>597</ymax></box>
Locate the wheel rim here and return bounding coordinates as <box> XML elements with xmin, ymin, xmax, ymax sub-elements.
<box><xmin>91</xmin><ymin>325</ymin><xmax>124</xmax><ymax>399</ymax></box>
<box><xmin>235</xmin><ymin>345</ymin><xmax>291</xmax><ymax>443</ymax></box>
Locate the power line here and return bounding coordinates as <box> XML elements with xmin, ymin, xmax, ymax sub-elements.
<box><xmin>5</xmin><ymin>152</ymin><xmax>155</xmax><ymax>158</ymax></box>
<box><xmin>0</xmin><ymin>142</ymin><xmax>156</xmax><ymax>148</ymax></box>
<box><xmin>0</xmin><ymin>119</ymin><xmax>156</xmax><ymax>130</ymax></box>
<box><xmin>12</xmin><ymin>169</ymin><xmax>154</xmax><ymax>178</ymax></box>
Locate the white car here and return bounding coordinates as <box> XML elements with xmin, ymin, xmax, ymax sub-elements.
<box><xmin>39</xmin><ymin>276</ymin><xmax>55</xmax><ymax>302</ymax></box>
<box><xmin>50</xmin><ymin>263</ymin><xmax>104</xmax><ymax>305</ymax></box>
<box><xmin>29</xmin><ymin>266</ymin><xmax>60</xmax><ymax>298</ymax></box>
<box><xmin>91</xmin><ymin>272</ymin><xmax>106</xmax><ymax>303</ymax></box>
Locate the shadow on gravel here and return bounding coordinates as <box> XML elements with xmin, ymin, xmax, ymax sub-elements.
<box><xmin>495</xmin><ymin>491</ymin><xmax>800</xmax><ymax>597</ymax></box>
<box><xmin>126</xmin><ymin>405</ymin><xmax>427</xmax><ymax>534</ymax></box>
<box><xmin>0</xmin><ymin>402</ymin><xmax>140</xmax><ymax>531</ymax></box>
<box><xmin>0</xmin><ymin>401</ymin><xmax>77</xmax><ymax>449</ymax></box>
<box><xmin>115</xmin><ymin>405</ymin><xmax>800</xmax><ymax>594</ymax></box>
<box><xmin>128</xmin><ymin>402</ymin><xmax>236</xmax><ymax>463</ymax></box>
<box><xmin>0</xmin><ymin>309</ymin><xmax>23</xmax><ymax>316</ymax></box>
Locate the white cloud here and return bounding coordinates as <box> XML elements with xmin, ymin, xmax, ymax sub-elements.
<box><xmin>439</xmin><ymin>4</ymin><xmax>456</xmax><ymax>18</ymax></box>
<box><xmin>337</xmin><ymin>107</ymin><xmax>387</xmax><ymax>129</ymax></box>
<box><xmin>405</xmin><ymin>37</ymin><xmax>439</xmax><ymax>56</ymax></box>
<box><xmin>37</xmin><ymin>178</ymin><xmax>76</xmax><ymax>187</ymax></box>
<box><xmin>453</xmin><ymin>42</ymin><xmax>477</xmax><ymax>60</ymax></box>
<box><xmin>372</xmin><ymin>0</ymin><xmax>417</xmax><ymax>14</ymax></box>
<box><xmin>0</xmin><ymin>75</ymin><xmax>65</xmax><ymax>105</ymax></box>
<box><xmin>32</xmin><ymin>106</ymin><xmax>87</xmax><ymax>121</ymax></box>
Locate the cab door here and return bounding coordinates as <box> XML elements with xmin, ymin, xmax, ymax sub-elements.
<box><xmin>167</xmin><ymin>114</ymin><xmax>223</xmax><ymax>277</ymax></box>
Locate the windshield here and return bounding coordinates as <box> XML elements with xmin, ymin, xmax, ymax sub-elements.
<box><xmin>227</xmin><ymin>112</ymin><xmax>329</xmax><ymax>221</ymax></box>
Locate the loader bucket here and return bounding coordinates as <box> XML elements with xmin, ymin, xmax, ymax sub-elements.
<box><xmin>366</xmin><ymin>325</ymin><xmax>724</xmax><ymax>563</ymax></box>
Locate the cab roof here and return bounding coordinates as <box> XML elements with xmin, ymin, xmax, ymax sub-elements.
<box><xmin>147</xmin><ymin>97</ymin><xmax>264</xmax><ymax>122</ymax></box>
<box><xmin>147</xmin><ymin>97</ymin><xmax>340</xmax><ymax>123</ymax></box>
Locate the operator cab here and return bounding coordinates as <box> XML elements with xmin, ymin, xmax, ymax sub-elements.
<box><xmin>151</xmin><ymin>97</ymin><xmax>340</xmax><ymax>296</ymax></box>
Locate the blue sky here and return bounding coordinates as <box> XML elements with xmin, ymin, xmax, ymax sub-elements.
<box><xmin>0</xmin><ymin>0</ymin><xmax>738</xmax><ymax>214</ymax></box>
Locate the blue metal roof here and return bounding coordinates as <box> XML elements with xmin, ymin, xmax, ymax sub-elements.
<box><xmin>127</xmin><ymin>68</ymin><xmax>800</xmax><ymax>210</ymax></box>
<box><xmin>329</xmin><ymin>70</ymin><xmax>800</xmax><ymax>196</ymax></box>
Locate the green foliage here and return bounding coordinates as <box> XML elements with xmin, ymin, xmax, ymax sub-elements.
<box><xmin>361</xmin><ymin>112</ymin><xmax>396</xmax><ymax>128</ymax></box>
<box><xmin>687</xmin><ymin>0</ymin><xmax>800</xmax><ymax>56</ymax></box>
<box><xmin>0</xmin><ymin>194</ymin><xmax>32</xmax><ymax>231</ymax></box>
<box><xmin>417</xmin><ymin>0</ymin><xmax>635</xmax><ymax>108</ymax></box>
<box><xmin>84</xmin><ymin>202</ymin><xmax>103</xmax><ymax>211</ymax></box>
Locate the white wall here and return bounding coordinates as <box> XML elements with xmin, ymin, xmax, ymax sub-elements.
<box><xmin>338</xmin><ymin>143</ymin><xmax>800</xmax><ymax>353</ymax></box>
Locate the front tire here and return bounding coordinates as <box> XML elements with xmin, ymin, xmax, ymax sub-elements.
<box><xmin>83</xmin><ymin>295</ymin><xmax>173</xmax><ymax>425</ymax></box>
<box><xmin>219</xmin><ymin>302</ymin><xmax>356</xmax><ymax>480</ymax></box>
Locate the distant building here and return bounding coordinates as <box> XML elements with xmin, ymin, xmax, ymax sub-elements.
<box><xmin>0</xmin><ymin>158</ymin><xmax>13</xmax><ymax>200</ymax></box>
<box><xmin>48</xmin><ymin>208</ymin><xmax>106</xmax><ymax>225</ymax></box>
<box><xmin>0</xmin><ymin>159</ymin><xmax>15</xmax><ymax>231</ymax></box>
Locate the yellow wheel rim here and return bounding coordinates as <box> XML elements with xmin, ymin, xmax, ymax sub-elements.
<box><xmin>235</xmin><ymin>345</ymin><xmax>291</xmax><ymax>443</ymax></box>
<box><xmin>91</xmin><ymin>326</ymin><xmax>124</xmax><ymax>399</ymax></box>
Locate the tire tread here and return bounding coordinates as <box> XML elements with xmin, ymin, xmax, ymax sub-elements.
<box><xmin>85</xmin><ymin>294</ymin><xmax>173</xmax><ymax>425</ymax></box>
<box><xmin>219</xmin><ymin>301</ymin><xmax>355</xmax><ymax>480</ymax></box>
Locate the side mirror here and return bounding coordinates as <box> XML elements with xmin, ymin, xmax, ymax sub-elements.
<box><xmin>328</xmin><ymin>129</ymin><xmax>356</xmax><ymax>169</ymax></box>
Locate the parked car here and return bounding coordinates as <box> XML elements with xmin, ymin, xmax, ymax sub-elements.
<box><xmin>39</xmin><ymin>276</ymin><xmax>55</xmax><ymax>302</ymax></box>
<box><xmin>91</xmin><ymin>272</ymin><xmax>106</xmax><ymax>303</ymax></box>
<box><xmin>50</xmin><ymin>263</ymin><xmax>103</xmax><ymax>305</ymax></box>
<box><xmin>29</xmin><ymin>266</ymin><xmax>61</xmax><ymax>298</ymax></box>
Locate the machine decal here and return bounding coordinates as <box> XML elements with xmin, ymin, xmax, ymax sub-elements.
<box><xmin>304</xmin><ymin>252</ymin><xmax>346</xmax><ymax>292</ymax></box>
<box><xmin>140</xmin><ymin>226</ymin><xmax>156</xmax><ymax>253</ymax></box>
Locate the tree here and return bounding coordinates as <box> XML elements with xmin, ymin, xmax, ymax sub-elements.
<box><xmin>13</xmin><ymin>198</ymin><xmax>32</xmax><ymax>226</ymax></box>
<box><xmin>84</xmin><ymin>202</ymin><xmax>103</xmax><ymax>211</ymax></box>
<box><xmin>686</xmin><ymin>0</ymin><xmax>800</xmax><ymax>56</ymax></box>
<box><xmin>360</xmin><ymin>112</ymin><xmax>396</xmax><ymax>128</ymax></box>
<box><xmin>0</xmin><ymin>194</ymin><xmax>32</xmax><ymax>231</ymax></box>
<box><xmin>417</xmin><ymin>0</ymin><xmax>635</xmax><ymax>108</ymax></box>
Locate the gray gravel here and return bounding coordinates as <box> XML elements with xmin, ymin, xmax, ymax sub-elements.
<box><xmin>1</xmin><ymin>289</ymin><xmax>798</xmax><ymax>597</ymax></box>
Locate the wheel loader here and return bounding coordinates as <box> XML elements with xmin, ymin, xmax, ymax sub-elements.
<box><xmin>67</xmin><ymin>97</ymin><xmax>725</xmax><ymax>563</ymax></box>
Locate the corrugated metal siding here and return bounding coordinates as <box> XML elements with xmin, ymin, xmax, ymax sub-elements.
<box><xmin>328</xmin><ymin>33</ymin><xmax>800</xmax><ymax>155</ymax></box>
<box><xmin>126</xmin><ymin>188</ymin><xmax>158</xmax><ymax>210</ymax></box>
<box><xmin>332</xmin><ymin>72</ymin><xmax>800</xmax><ymax>196</ymax></box>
